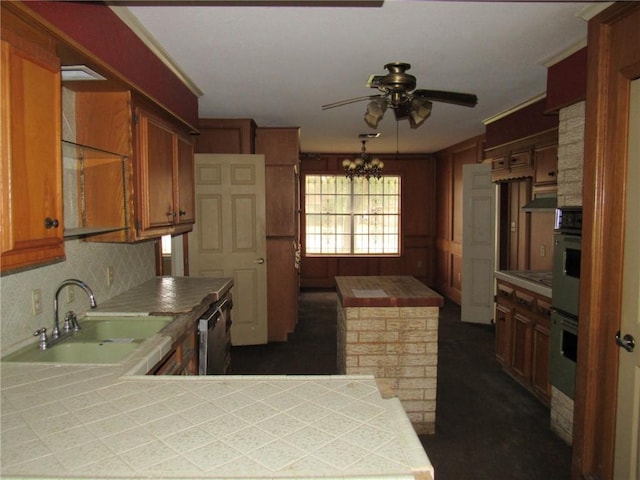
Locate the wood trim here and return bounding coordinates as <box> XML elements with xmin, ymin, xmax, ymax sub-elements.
<box><xmin>484</xmin><ymin>128</ymin><xmax>558</xmax><ymax>159</ymax></box>
<box><xmin>182</xmin><ymin>232</ymin><xmax>190</xmax><ymax>276</ymax></box>
<box><xmin>572</xmin><ymin>3</ymin><xmax>640</xmax><ymax>480</ymax></box>
<box><xmin>154</xmin><ymin>239</ymin><xmax>163</xmax><ymax>276</ymax></box>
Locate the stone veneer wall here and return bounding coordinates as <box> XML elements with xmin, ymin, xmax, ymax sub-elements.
<box><xmin>550</xmin><ymin>99</ymin><xmax>585</xmax><ymax>446</ymax></box>
<box><xmin>551</xmin><ymin>387</ymin><xmax>575</xmax><ymax>444</ymax></box>
<box><xmin>337</xmin><ymin>302</ymin><xmax>439</xmax><ymax>434</ymax></box>
<box><xmin>557</xmin><ymin>100</ymin><xmax>585</xmax><ymax>207</ymax></box>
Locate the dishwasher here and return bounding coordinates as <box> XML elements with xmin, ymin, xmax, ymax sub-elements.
<box><xmin>197</xmin><ymin>295</ymin><xmax>232</xmax><ymax>375</ymax></box>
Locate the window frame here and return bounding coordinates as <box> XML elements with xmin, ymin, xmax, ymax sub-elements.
<box><xmin>303</xmin><ymin>173</ymin><xmax>402</xmax><ymax>257</ymax></box>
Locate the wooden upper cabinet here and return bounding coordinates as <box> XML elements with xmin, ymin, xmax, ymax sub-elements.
<box><xmin>176</xmin><ymin>134</ymin><xmax>195</xmax><ymax>225</ymax></box>
<box><xmin>486</xmin><ymin>129</ymin><xmax>557</xmax><ymax>184</ymax></box>
<box><xmin>135</xmin><ymin>107</ymin><xmax>195</xmax><ymax>238</ymax></box>
<box><xmin>136</xmin><ymin>109</ymin><xmax>176</xmax><ymax>233</ymax></box>
<box><xmin>255</xmin><ymin>128</ymin><xmax>300</xmax><ymax>237</ymax></box>
<box><xmin>533</xmin><ymin>144</ymin><xmax>558</xmax><ymax>188</ymax></box>
<box><xmin>197</xmin><ymin>118</ymin><xmax>256</xmax><ymax>154</ymax></box>
<box><xmin>255</xmin><ymin>127</ymin><xmax>300</xmax><ymax>166</ymax></box>
<box><xmin>0</xmin><ymin>7</ymin><xmax>64</xmax><ymax>272</ymax></box>
<box><xmin>73</xmin><ymin>90</ymin><xmax>195</xmax><ymax>242</ymax></box>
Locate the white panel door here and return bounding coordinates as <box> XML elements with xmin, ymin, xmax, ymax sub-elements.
<box><xmin>462</xmin><ymin>163</ymin><xmax>496</xmax><ymax>324</ymax></box>
<box><xmin>189</xmin><ymin>154</ymin><xmax>268</xmax><ymax>346</ymax></box>
<box><xmin>614</xmin><ymin>78</ymin><xmax>640</xmax><ymax>480</ymax></box>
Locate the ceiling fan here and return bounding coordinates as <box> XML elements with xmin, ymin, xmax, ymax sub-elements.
<box><xmin>322</xmin><ymin>62</ymin><xmax>478</xmax><ymax>129</ymax></box>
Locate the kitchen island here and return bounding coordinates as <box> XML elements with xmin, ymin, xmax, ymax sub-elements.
<box><xmin>0</xmin><ymin>276</ymin><xmax>434</xmax><ymax>480</ymax></box>
<box><xmin>335</xmin><ymin>276</ymin><xmax>443</xmax><ymax>434</ymax></box>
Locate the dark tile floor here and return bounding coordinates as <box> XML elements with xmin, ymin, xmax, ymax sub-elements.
<box><xmin>231</xmin><ymin>289</ymin><xmax>572</xmax><ymax>480</ymax></box>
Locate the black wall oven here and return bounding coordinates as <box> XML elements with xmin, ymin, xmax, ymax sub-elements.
<box><xmin>550</xmin><ymin>206</ymin><xmax>582</xmax><ymax>399</ymax></box>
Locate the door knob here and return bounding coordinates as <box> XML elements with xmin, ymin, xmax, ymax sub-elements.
<box><xmin>615</xmin><ymin>331</ymin><xmax>636</xmax><ymax>352</ymax></box>
<box><xmin>253</xmin><ymin>258</ymin><xmax>265</xmax><ymax>264</ymax></box>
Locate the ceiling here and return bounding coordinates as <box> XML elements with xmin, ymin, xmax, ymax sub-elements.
<box><xmin>112</xmin><ymin>1</ymin><xmax>602</xmax><ymax>154</ymax></box>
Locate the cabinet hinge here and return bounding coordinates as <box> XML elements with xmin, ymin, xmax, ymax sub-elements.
<box><xmin>133</xmin><ymin>113</ymin><xmax>139</xmax><ymax>125</ymax></box>
<box><xmin>135</xmin><ymin>219</ymin><xmax>141</xmax><ymax>230</ymax></box>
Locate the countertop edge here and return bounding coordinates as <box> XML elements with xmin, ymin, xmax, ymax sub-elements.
<box><xmin>494</xmin><ymin>271</ymin><xmax>552</xmax><ymax>298</ymax></box>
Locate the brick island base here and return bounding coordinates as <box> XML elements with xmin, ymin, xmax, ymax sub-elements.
<box><xmin>336</xmin><ymin>276</ymin><xmax>443</xmax><ymax>434</ymax></box>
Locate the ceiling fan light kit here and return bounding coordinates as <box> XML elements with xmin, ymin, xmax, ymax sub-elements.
<box><xmin>364</xmin><ymin>98</ymin><xmax>387</xmax><ymax>129</ymax></box>
<box><xmin>323</xmin><ymin>62</ymin><xmax>477</xmax><ymax>130</ymax></box>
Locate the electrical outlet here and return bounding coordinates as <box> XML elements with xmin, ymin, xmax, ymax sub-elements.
<box><xmin>539</xmin><ymin>245</ymin><xmax>546</xmax><ymax>257</ymax></box>
<box><xmin>31</xmin><ymin>289</ymin><xmax>42</xmax><ymax>316</ymax></box>
<box><xmin>67</xmin><ymin>285</ymin><xmax>75</xmax><ymax>303</ymax></box>
<box><xmin>107</xmin><ymin>266</ymin><xmax>114</xmax><ymax>287</ymax></box>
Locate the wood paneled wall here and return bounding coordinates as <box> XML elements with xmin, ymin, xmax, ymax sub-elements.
<box><xmin>299</xmin><ymin>153</ymin><xmax>437</xmax><ymax>289</ymax></box>
<box><xmin>434</xmin><ymin>135</ymin><xmax>485</xmax><ymax>304</ymax></box>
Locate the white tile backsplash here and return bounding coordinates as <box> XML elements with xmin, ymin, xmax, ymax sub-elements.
<box><xmin>0</xmin><ymin>239</ymin><xmax>155</xmax><ymax>356</ymax></box>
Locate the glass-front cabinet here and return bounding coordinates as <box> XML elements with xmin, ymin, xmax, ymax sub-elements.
<box><xmin>62</xmin><ymin>140</ymin><xmax>129</xmax><ymax>238</ymax></box>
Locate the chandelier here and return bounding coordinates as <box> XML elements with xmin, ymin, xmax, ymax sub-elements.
<box><xmin>342</xmin><ymin>139</ymin><xmax>384</xmax><ymax>181</ymax></box>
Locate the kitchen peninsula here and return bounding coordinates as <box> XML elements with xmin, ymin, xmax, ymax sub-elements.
<box><xmin>0</xmin><ymin>276</ymin><xmax>434</xmax><ymax>480</ymax></box>
<box><xmin>335</xmin><ymin>276</ymin><xmax>444</xmax><ymax>434</ymax></box>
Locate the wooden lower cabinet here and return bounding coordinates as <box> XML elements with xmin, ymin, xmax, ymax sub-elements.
<box><xmin>495</xmin><ymin>279</ymin><xmax>551</xmax><ymax>405</ymax></box>
<box><xmin>149</xmin><ymin>322</ymin><xmax>198</xmax><ymax>375</ymax></box>
<box><xmin>511</xmin><ymin>310</ymin><xmax>533</xmax><ymax>383</ymax></box>
<box><xmin>267</xmin><ymin>238</ymin><xmax>299</xmax><ymax>341</ymax></box>
<box><xmin>494</xmin><ymin>302</ymin><xmax>513</xmax><ymax>367</ymax></box>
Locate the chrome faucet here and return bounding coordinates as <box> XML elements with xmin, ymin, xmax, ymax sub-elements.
<box><xmin>52</xmin><ymin>279</ymin><xmax>97</xmax><ymax>339</ymax></box>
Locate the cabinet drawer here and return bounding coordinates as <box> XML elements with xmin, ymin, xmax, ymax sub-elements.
<box><xmin>536</xmin><ymin>297</ymin><xmax>552</xmax><ymax>329</ymax></box>
<box><xmin>491</xmin><ymin>156</ymin><xmax>508</xmax><ymax>172</ymax></box>
<box><xmin>509</xmin><ymin>150</ymin><xmax>532</xmax><ymax>168</ymax></box>
<box><xmin>515</xmin><ymin>289</ymin><xmax>536</xmax><ymax>310</ymax></box>
<box><xmin>496</xmin><ymin>282</ymin><xmax>515</xmax><ymax>302</ymax></box>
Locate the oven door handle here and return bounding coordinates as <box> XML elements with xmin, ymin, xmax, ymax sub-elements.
<box><xmin>615</xmin><ymin>331</ymin><xmax>636</xmax><ymax>353</ymax></box>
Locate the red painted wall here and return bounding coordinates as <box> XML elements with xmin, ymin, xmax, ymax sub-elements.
<box><xmin>485</xmin><ymin>98</ymin><xmax>558</xmax><ymax>149</ymax></box>
<box><xmin>24</xmin><ymin>1</ymin><xmax>199</xmax><ymax>129</ymax></box>
<box><xmin>545</xmin><ymin>47</ymin><xmax>587</xmax><ymax>112</ymax></box>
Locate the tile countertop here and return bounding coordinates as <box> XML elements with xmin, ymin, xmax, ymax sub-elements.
<box><xmin>335</xmin><ymin>276</ymin><xmax>444</xmax><ymax>308</ymax></box>
<box><xmin>0</xmin><ymin>277</ymin><xmax>434</xmax><ymax>480</ymax></box>
<box><xmin>494</xmin><ymin>270</ymin><xmax>552</xmax><ymax>298</ymax></box>
<box><xmin>90</xmin><ymin>276</ymin><xmax>234</xmax><ymax>315</ymax></box>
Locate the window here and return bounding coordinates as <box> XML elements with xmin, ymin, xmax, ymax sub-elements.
<box><xmin>305</xmin><ymin>175</ymin><xmax>401</xmax><ymax>255</ymax></box>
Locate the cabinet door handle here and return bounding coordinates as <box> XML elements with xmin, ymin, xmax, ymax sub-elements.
<box><xmin>167</xmin><ymin>211</ymin><xmax>177</xmax><ymax>218</ymax></box>
<box><xmin>179</xmin><ymin>210</ymin><xmax>186</xmax><ymax>216</ymax></box>
<box><xmin>253</xmin><ymin>258</ymin><xmax>265</xmax><ymax>264</ymax></box>
<box><xmin>44</xmin><ymin>217</ymin><xmax>59</xmax><ymax>229</ymax></box>
<box><xmin>548</xmin><ymin>171</ymin><xmax>556</xmax><ymax>177</ymax></box>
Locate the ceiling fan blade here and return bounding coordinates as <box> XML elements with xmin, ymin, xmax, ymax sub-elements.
<box><xmin>322</xmin><ymin>94</ymin><xmax>383</xmax><ymax>110</ymax></box>
<box><xmin>413</xmin><ymin>89</ymin><xmax>478</xmax><ymax>107</ymax></box>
